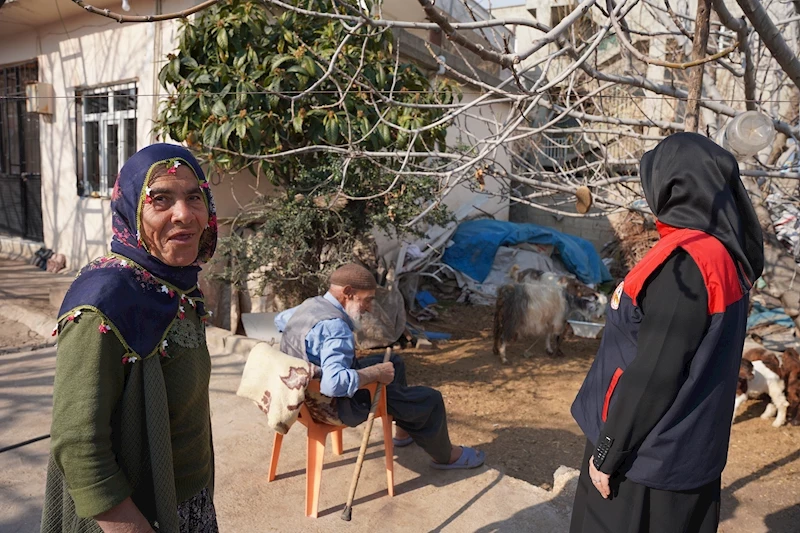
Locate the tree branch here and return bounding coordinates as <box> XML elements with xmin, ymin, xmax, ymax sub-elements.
<box><xmin>663</xmin><ymin>0</ymin><xmax>694</xmax><ymax>39</ymax></box>
<box><xmin>547</xmin><ymin>31</ymin><xmax>797</xmax><ymax>137</ymax></box>
<box><xmin>652</xmin><ymin>0</ymin><xmax>743</xmax><ymax>76</ymax></box>
<box><xmin>736</xmin><ymin>0</ymin><xmax>800</xmax><ymax>92</ymax></box>
<box><xmin>609</xmin><ymin>0</ymin><xmax>738</xmax><ymax>70</ymax></box>
<box><xmin>70</xmin><ymin>0</ymin><xmax>220</xmax><ymax>22</ymax></box>
<box><xmin>517</xmin><ymin>0</ymin><xmax>599</xmax><ymax>62</ymax></box>
<box><xmin>712</xmin><ymin>0</ymin><xmax>756</xmax><ymax>110</ymax></box>
<box><xmin>416</xmin><ymin>0</ymin><xmax>515</xmax><ymax>68</ymax></box>
<box><xmin>71</xmin><ymin>0</ymin><xmax>554</xmax><ymax>33</ymax></box>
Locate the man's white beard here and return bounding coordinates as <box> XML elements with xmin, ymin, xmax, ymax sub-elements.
<box><xmin>344</xmin><ymin>301</ymin><xmax>364</xmax><ymax>332</ymax></box>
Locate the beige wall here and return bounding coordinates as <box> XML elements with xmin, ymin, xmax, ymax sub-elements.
<box><xmin>0</xmin><ymin>0</ymin><xmax>195</xmax><ymax>271</ymax></box>
<box><xmin>210</xmin><ymin>169</ymin><xmax>279</xmax><ymax>225</ymax></box>
<box><xmin>382</xmin><ymin>0</ymin><xmax>428</xmax><ymax>40</ymax></box>
<box><xmin>442</xmin><ymin>92</ymin><xmax>511</xmax><ymax>221</ymax></box>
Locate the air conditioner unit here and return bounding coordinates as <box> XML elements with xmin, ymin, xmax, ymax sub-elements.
<box><xmin>26</xmin><ymin>82</ymin><xmax>55</xmax><ymax>114</ymax></box>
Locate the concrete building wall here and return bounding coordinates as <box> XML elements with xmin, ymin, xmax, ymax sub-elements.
<box><xmin>0</xmin><ymin>0</ymin><xmax>195</xmax><ymax>270</ymax></box>
<box><xmin>509</xmin><ymin>195</ymin><xmax>618</xmax><ymax>251</ymax></box>
<box><xmin>382</xmin><ymin>0</ymin><xmax>428</xmax><ymax>41</ymax></box>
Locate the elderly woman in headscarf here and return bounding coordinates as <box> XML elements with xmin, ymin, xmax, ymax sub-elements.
<box><xmin>41</xmin><ymin>144</ymin><xmax>219</xmax><ymax>533</ymax></box>
<box><xmin>570</xmin><ymin>132</ymin><xmax>764</xmax><ymax>533</ymax></box>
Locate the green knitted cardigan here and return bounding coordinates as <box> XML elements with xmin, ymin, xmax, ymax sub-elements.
<box><xmin>40</xmin><ymin>309</ymin><xmax>214</xmax><ymax>533</ymax></box>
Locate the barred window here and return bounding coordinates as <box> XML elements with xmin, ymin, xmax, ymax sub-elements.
<box><xmin>75</xmin><ymin>81</ymin><xmax>137</xmax><ymax>197</ymax></box>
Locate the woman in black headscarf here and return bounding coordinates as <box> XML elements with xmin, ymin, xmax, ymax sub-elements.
<box><xmin>570</xmin><ymin>132</ymin><xmax>764</xmax><ymax>533</ymax></box>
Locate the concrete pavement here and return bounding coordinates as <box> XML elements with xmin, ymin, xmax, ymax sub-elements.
<box><xmin>0</xmin><ymin>346</ymin><xmax>56</xmax><ymax>532</ymax></box>
<box><xmin>0</xmin><ymin>257</ymin><xmax>72</xmax><ymax>341</ymax></box>
<box><xmin>0</xmin><ymin>257</ymin><xmax>578</xmax><ymax>532</ymax></box>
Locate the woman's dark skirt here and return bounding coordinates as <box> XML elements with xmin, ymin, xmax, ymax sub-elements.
<box><xmin>570</xmin><ymin>440</ymin><xmax>720</xmax><ymax>533</ymax></box>
<box><xmin>177</xmin><ymin>487</ymin><xmax>219</xmax><ymax>533</ymax></box>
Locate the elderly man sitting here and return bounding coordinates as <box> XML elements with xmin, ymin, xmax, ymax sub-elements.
<box><xmin>275</xmin><ymin>263</ymin><xmax>485</xmax><ymax>469</ymax></box>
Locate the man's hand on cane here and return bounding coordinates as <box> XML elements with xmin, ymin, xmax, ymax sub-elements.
<box><xmin>374</xmin><ymin>362</ymin><xmax>394</xmax><ymax>383</ymax></box>
<box><xmin>356</xmin><ymin>361</ymin><xmax>394</xmax><ymax>386</ymax></box>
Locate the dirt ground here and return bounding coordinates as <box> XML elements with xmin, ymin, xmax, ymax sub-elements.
<box><xmin>0</xmin><ymin>315</ymin><xmax>48</xmax><ymax>354</ymax></box>
<box><xmin>387</xmin><ymin>303</ymin><xmax>800</xmax><ymax>533</ymax></box>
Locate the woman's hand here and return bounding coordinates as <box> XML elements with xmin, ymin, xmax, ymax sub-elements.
<box><xmin>588</xmin><ymin>456</ymin><xmax>612</xmax><ymax>499</ymax></box>
<box><xmin>94</xmin><ymin>497</ymin><xmax>155</xmax><ymax>533</ymax></box>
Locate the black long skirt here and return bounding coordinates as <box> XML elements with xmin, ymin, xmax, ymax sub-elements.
<box><xmin>570</xmin><ymin>440</ymin><xmax>721</xmax><ymax>533</ymax></box>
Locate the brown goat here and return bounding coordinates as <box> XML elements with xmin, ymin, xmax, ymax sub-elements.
<box><xmin>735</xmin><ymin>348</ymin><xmax>789</xmax><ymax>427</ymax></box>
<box><xmin>743</xmin><ymin>348</ymin><xmax>782</xmax><ymax>377</ymax></box>
<box><xmin>781</xmin><ymin>348</ymin><xmax>800</xmax><ymax>426</ymax></box>
<box><xmin>737</xmin><ymin>359</ymin><xmax>754</xmax><ymax>396</ymax></box>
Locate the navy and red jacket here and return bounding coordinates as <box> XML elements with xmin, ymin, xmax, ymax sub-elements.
<box><xmin>571</xmin><ymin>225</ymin><xmax>750</xmax><ymax>491</ymax></box>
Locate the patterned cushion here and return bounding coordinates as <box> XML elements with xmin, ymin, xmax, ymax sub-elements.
<box><xmin>237</xmin><ymin>342</ymin><xmax>321</xmax><ymax>434</ymax></box>
<box><xmin>303</xmin><ymin>390</ymin><xmax>343</xmax><ymax>426</ymax></box>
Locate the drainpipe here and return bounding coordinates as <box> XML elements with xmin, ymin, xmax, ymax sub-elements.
<box><xmin>150</xmin><ymin>0</ymin><xmax>162</xmax><ymax>144</ymax></box>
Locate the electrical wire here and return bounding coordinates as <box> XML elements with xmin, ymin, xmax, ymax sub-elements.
<box><xmin>0</xmin><ymin>434</ymin><xmax>50</xmax><ymax>454</ymax></box>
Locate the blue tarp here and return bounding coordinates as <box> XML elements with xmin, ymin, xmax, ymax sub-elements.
<box><xmin>441</xmin><ymin>220</ymin><xmax>612</xmax><ymax>285</ymax></box>
<box><xmin>406</xmin><ymin>324</ymin><xmax>452</xmax><ymax>341</ymax></box>
<box><xmin>415</xmin><ymin>291</ymin><xmax>438</xmax><ymax>309</ymax></box>
<box><xmin>747</xmin><ymin>302</ymin><xmax>795</xmax><ymax>331</ymax></box>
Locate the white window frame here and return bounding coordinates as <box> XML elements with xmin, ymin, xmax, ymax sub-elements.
<box><xmin>78</xmin><ymin>82</ymin><xmax>137</xmax><ymax>198</ymax></box>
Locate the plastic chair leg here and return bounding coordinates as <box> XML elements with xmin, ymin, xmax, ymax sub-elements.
<box><xmin>268</xmin><ymin>432</ymin><xmax>283</xmax><ymax>482</ymax></box>
<box><xmin>382</xmin><ymin>415</ymin><xmax>395</xmax><ymax>497</ymax></box>
<box><xmin>332</xmin><ymin>428</ymin><xmax>343</xmax><ymax>456</ymax></box>
<box><xmin>306</xmin><ymin>428</ymin><xmax>327</xmax><ymax>518</ymax></box>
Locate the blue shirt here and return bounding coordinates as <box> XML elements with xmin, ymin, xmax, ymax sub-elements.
<box><xmin>274</xmin><ymin>292</ymin><xmax>360</xmax><ymax>398</ymax></box>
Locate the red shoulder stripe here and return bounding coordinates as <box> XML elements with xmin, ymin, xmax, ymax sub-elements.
<box><xmin>681</xmin><ymin>234</ymin><xmax>743</xmax><ymax>314</ymax></box>
<box><xmin>623</xmin><ymin>228</ymin><xmax>693</xmax><ymax>305</ymax></box>
<box><xmin>624</xmin><ymin>229</ymin><xmax>743</xmax><ymax>315</ymax></box>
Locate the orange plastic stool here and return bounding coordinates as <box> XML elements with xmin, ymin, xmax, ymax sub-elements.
<box><xmin>267</xmin><ymin>380</ymin><xmax>395</xmax><ymax>518</ymax></box>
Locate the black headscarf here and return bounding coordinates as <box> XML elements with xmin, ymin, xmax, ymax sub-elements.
<box><xmin>640</xmin><ymin>132</ymin><xmax>764</xmax><ymax>283</ymax></box>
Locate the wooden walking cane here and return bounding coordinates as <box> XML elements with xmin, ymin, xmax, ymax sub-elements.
<box><xmin>341</xmin><ymin>346</ymin><xmax>392</xmax><ymax>521</ymax></box>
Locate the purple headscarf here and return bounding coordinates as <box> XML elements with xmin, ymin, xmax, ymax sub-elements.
<box><xmin>57</xmin><ymin>144</ymin><xmax>218</xmax><ymax>361</ymax></box>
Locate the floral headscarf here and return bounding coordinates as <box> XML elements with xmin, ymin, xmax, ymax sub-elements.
<box><xmin>56</xmin><ymin>144</ymin><xmax>217</xmax><ymax>361</ymax></box>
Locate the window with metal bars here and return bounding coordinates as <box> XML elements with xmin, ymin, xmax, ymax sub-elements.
<box><xmin>75</xmin><ymin>82</ymin><xmax>137</xmax><ymax>197</ymax></box>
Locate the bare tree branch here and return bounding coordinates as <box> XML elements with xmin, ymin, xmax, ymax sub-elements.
<box><xmin>609</xmin><ymin>0</ymin><xmax>738</xmax><ymax>70</ymax></box>
<box><xmin>546</xmin><ymin>30</ymin><xmax>797</xmax><ymax>136</ymax></box>
<box><xmin>712</xmin><ymin>0</ymin><xmax>756</xmax><ymax>110</ymax></box>
<box><xmin>115</xmin><ymin>0</ymin><xmax>800</xmax><ymax>233</ymax></box>
<box><xmin>663</xmin><ymin>0</ymin><xmax>695</xmax><ymax>39</ymax></box>
<box><xmin>516</xmin><ymin>0</ymin><xmax>600</xmax><ymax>62</ymax></box>
<box><xmin>70</xmin><ymin>0</ymin><xmax>220</xmax><ymax>22</ymax></box>
<box><xmin>416</xmin><ymin>0</ymin><xmax>516</xmax><ymax>68</ymax></box>
<box><xmin>736</xmin><ymin>0</ymin><xmax>800</xmax><ymax>91</ymax></box>
<box><xmin>72</xmin><ymin>0</ymin><xmax>554</xmax><ymax>33</ymax></box>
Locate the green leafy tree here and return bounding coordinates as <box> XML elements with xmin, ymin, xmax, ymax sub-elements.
<box><xmin>155</xmin><ymin>0</ymin><xmax>460</xmax><ymax>302</ymax></box>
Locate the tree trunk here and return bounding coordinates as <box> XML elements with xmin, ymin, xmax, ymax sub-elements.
<box><xmin>685</xmin><ymin>0</ymin><xmax>712</xmax><ymax>132</ymax></box>
<box><xmin>737</xmin><ymin>0</ymin><xmax>800</xmax><ymax>92</ymax></box>
<box><xmin>743</xmin><ymin>178</ymin><xmax>800</xmax><ymax>336</ymax></box>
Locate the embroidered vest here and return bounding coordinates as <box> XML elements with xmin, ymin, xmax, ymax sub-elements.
<box><xmin>280</xmin><ymin>296</ymin><xmax>354</xmax><ymax>425</ymax></box>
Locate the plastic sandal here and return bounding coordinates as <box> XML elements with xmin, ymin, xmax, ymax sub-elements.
<box><xmin>429</xmin><ymin>446</ymin><xmax>486</xmax><ymax>470</ymax></box>
<box><xmin>393</xmin><ymin>436</ymin><xmax>414</xmax><ymax>447</ymax></box>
